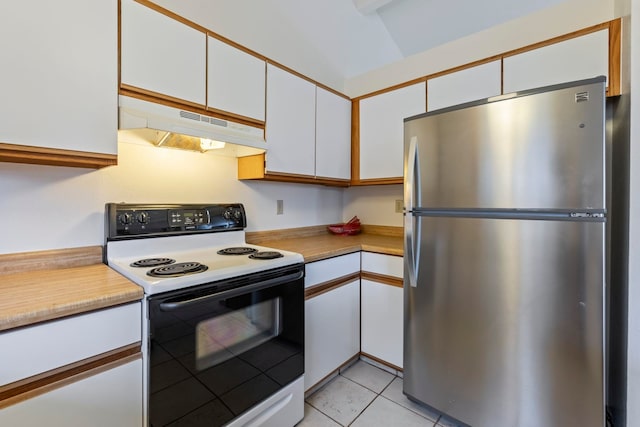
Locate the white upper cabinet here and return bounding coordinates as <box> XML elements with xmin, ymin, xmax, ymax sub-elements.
<box><xmin>359</xmin><ymin>82</ymin><xmax>426</xmax><ymax>180</ymax></box>
<box><xmin>0</xmin><ymin>0</ymin><xmax>117</xmax><ymax>155</ymax></box>
<box><xmin>316</xmin><ymin>87</ymin><xmax>352</xmax><ymax>180</ymax></box>
<box><xmin>427</xmin><ymin>60</ymin><xmax>502</xmax><ymax>111</ymax></box>
<box><xmin>503</xmin><ymin>30</ymin><xmax>609</xmax><ymax>94</ymax></box>
<box><xmin>265</xmin><ymin>64</ymin><xmax>316</xmax><ymax>176</ymax></box>
<box><xmin>207</xmin><ymin>36</ymin><xmax>266</xmax><ymax>122</ymax></box>
<box><xmin>120</xmin><ymin>0</ymin><xmax>206</xmax><ymax>105</ymax></box>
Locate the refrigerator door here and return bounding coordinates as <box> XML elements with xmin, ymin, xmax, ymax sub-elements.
<box><xmin>403</xmin><ymin>215</ymin><xmax>604</xmax><ymax>427</ymax></box>
<box><xmin>403</xmin><ymin>79</ymin><xmax>605</xmax><ymax>210</ymax></box>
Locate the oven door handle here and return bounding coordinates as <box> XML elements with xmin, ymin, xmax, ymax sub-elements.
<box><xmin>158</xmin><ymin>270</ymin><xmax>304</xmax><ymax>312</ymax></box>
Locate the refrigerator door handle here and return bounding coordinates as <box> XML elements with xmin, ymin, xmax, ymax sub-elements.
<box><xmin>404</xmin><ymin>136</ymin><xmax>418</xmax><ymax>211</ymax></box>
<box><xmin>405</xmin><ymin>213</ymin><xmax>421</xmax><ymax>288</ymax></box>
<box><xmin>405</xmin><ymin>136</ymin><xmax>420</xmax><ymax>288</ymax></box>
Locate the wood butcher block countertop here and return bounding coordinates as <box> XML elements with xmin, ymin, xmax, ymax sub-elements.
<box><xmin>246</xmin><ymin>225</ymin><xmax>404</xmax><ymax>263</ymax></box>
<box><xmin>0</xmin><ymin>247</ymin><xmax>143</xmax><ymax>332</ymax></box>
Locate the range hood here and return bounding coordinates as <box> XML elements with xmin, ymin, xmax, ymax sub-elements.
<box><xmin>118</xmin><ymin>95</ymin><xmax>266</xmax><ymax>157</ymax></box>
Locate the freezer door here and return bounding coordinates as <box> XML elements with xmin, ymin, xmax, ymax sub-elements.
<box><xmin>403</xmin><ymin>216</ymin><xmax>604</xmax><ymax>427</ymax></box>
<box><xmin>404</xmin><ymin>79</ymin><xmax>605</xmax><ymax>210</ymax></box>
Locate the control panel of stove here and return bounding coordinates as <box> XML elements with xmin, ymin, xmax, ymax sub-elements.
<box><xmin>106</xmin><ymin>203</ymin><xmax>247</xmax><ymax>240</ymax></box>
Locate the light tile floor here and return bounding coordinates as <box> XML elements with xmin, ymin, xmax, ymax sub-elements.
<box><xmin>297</xmin><ymin>360</ymin><xmax>463</xmax><ymax>427</ymax></box>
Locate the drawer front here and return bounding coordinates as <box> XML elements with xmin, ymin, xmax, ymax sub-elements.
<box><xmin>305</xmin><ymin>253</ymin><xmax>360</xmax><ymax>288</ymax></box>
<box><xmin>0</xmin><ymin>303</ymin><xmax>141</xmax><ymax>386</ymax></box>
<box><xmin>361</xmin><ymin>252</ymin><xmax>403</xmax><ymax>278</ymax></box>
<box><xmin>0</xmin><ymin>358</ymin><xmax>143</xmax><ymax>426</ymax></box>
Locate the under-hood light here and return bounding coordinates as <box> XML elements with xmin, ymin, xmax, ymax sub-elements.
<box><xmin>157</xmin><ymin>132</ymin><xmax>171</xmax><ymax>147</ymax></box>
<box><xmin>118</xmin><ymin>96</ymin><xmax>267</xmax><ymax>157</ymax></box>
<box><xmin>200</xmin><ymin>138</ymin><xmax>226</xmax><ymax>150</ymax></box>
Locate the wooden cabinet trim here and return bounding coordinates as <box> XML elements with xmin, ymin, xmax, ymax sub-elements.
<box><xmin>119</xmin><ymin>84</ymin><xmax>205</xmax><ymax>111</ymax></box>
<box><xmin>265</xmin><ymin>60</ymin><xmax>350</xmax><ymax>100</ymax></box>
<box><xmin>125</xmin><ymin>1</ymin><xmax>349</xmax><ymax>101</ymax></box>
<box><xmin>608</xmin><ymin>19</ymin><xmax>621</xmax><ymax>96</ymax></box>
<box><xmin>351</xmin><ymin>177</ymin><xmax>403</xmax><ymax>186</ymax></box>
<box><xmin>354</xmin><ymin>19</ymin><xmax>620</xmax><ymax>102</ymax></box>
<box><xmin>205</xmin><ymin>106</ymin><xmax>266</xmax><ymax>128</ymax></box>
<box><xmin>352</xmin><ymin>18</ymin><xmax>621</xmax><ymax>184</ymax></box>
<box><xmin>351</xmin><ymin>100</ymin><xmax>361</xmax><ymax>182</ymax></box>
<box><xmin>238</xmin><ymin>153</ymin><xmax>350</xmax><ymax>187</ymax></box>
<box><xmin>0</xmin><ymin>343</ymin><xmax>141</xmax><ymax>409</ymax></box>
<box><xmin>361</xmin><ymin>271</ymin><xmax>403</xmax><ymax>288</ymax></box>
<box><xmin>0</xmin><ymin>143</ymin><xmax>117</xmax><ymax>169</ymax></box>
<box><xmin>120</xmin><ymin>88</ymin><xmax>266</xmax><ymax>129</ymax></box>
<box><xmin>500</xmin><ymin>21</ymin><xmax>610</xmax><ymax>58</ymax></box>
<box><xmin>304</xmin><ymin>354</ymin><xmax>360</xmax><ymax>396</ymax></box>
<box><xmin>305</xmin><ymin>273</ymin><xmax>361</xmax><ymax>300</ymax></box>
<box><xmin>359</xmin><ymin>352</ymin><xmax>402</xmax><ymax>372</ymax></box>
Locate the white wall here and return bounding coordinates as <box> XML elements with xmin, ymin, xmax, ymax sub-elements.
<box><xmin>345</xmin><ymin>0</ymin><xmax>615</xmax><ymax>97</ymax></box>
<box><xmin>0</xmin><ymin>140</ymin><xmax>343</xmax><ymax>255</ymax></box>
<box><xmin>342</xmin><ymin>185</ymin><xmax>403</xmax><ymax>227</ymax></box>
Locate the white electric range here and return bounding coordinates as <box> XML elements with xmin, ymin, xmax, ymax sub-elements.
<box><xmin>105</xmin><ymin>203</ymin><xmax>305</xmax><ymax>427</ymax></box>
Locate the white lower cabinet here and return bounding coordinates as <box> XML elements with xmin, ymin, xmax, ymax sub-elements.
<box><xmin>0</xmin><ymin>358</ymin><xmax>143</xmax><ymax>427</ymax></box>
<box><xmin>361</xmin><ymin>279</ymin><xmax>404</xmax><ymax>368</ymax></box>
<box><xmin>360</xmin><ymin>252</ymin><xmax>404</xmax><ymax>369</ymax></box>
<box><xmin>0</xmin><ymin>303</ymin><xmax>143</xmax><ymax>425</ymax></box>
<box><xmin>305</xmin><ymin>280</ymin><xmax>360</xmax><ymax>390</ymax></box>
<box><xmin>304</xmin><ymin>253</ymin><xmax>361</xmax><ymax>391</ymax></box>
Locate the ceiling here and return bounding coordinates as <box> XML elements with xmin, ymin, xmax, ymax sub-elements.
<box><xmin>155</xmin><ymin>0</ymin><xmax>590</xmax><ymax>90</ymax></box>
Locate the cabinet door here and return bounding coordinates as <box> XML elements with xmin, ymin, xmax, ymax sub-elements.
<box><xmin>265</xmin><ymin>64</ymin><xmax>316</xmax><ymax>176</ymax></box>
<box><xmin>1</xmin><ymin>303</ymin><xmax>141</xmax><ymax>386</ymax></box>
<box><xmin>315</xmin><ymin>87</ymin><xmax>352</xmax><ymax>180</ymax></box>
<box><xmin>361</xmin><ymin>279</ymin><xmax>403</xmax><ymax>368</ymax></box>
<box><xmin>427</xmin><ymin>61</ymin><xmax>502</xmax><ymax>111</ymax></box>
<box><xmin>0</xmin><ymin>0</ymin><xmax>117</xmax><ymax>154</ymax></box>
<box><xmin>207</xmin><ymin>36</ymin><xmax>266</xmax><ymax>122</ymax></box>
<box><xmin>305</xmin><ymin>253</ymin><xmax>360</xmax><ymax>288</ymax></box>
<box><xmin>359</xmin><ymin>82</ymin><xmax>426</xmax><ymax>180</ymax></box>
<box><xmin>305</xmin><ymin>280</ymin><xmax>360</xmax><ymax>391</ymax></box>
<box><xmin>503</xmin><ymin>30</ymin><xmax>609</xmax><ymax>94</ymax></box>
<box><xmin>0</xmin><ymin>359</ymin><xmax>142</xmax><ymax>427</ymax></box>
<box><xmin>120</xmin><ymin>0</ymin><xmax>206</xmax><ymax>105</ymax></box>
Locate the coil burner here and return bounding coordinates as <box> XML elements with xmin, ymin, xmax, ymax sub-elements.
<box><xmin>249</xmin><ymin>251</ymin><xmax>284</xmax><ymax>260</ymax></box>
<box><xmin>130</xmin><ymin>258</ymin><xmax>176</xmax><ymax>268</ymax></box>
<box><xmin>217</xmin><ymin>247</ymin><xmax>259</xmax><ymax>255</ymax></box>
<box><xmin>147</xmin><ymin>262</ymin><xmax>208</xmax><ymax>277</ymax></box>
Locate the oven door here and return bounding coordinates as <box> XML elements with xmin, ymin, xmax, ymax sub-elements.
<box><xmin>147</xmin><ymin>264</ymin><xmax>304</xmax><ymax>427</ymax></box>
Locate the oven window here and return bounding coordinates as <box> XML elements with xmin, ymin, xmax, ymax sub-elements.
<box><xmin>195</xmin><ymin>297</ymin><xmax>282</xmax><ymax>370</ymax></box>
<box><xmin>148</xmin><ymin>274</ymin><xmax>304</xmax><ymax>427</ymax></box>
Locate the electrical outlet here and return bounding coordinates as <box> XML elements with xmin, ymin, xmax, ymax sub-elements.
<box><xmin>277</xmin><ymin>200</ymin><xmax>284</xmax><ymax>215</ymax></box>
<box><xmin>395</xmin><ymin>199</ymin><xmax>404</xmax><ymax>213</ymax></box>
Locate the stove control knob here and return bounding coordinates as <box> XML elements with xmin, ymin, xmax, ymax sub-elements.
<box><xmin>136</xmin><ymin>212</ymin><xmax>149</xmax><ymax>224</ymax></box>
<box><xmin>118</xmin><ymin>213</ymin><xmax>132</xmax><ymax>225</ymax></box>
<box><xmin>233</xmin><ymin>210</ymin><xmax>242</xmax><ymax>220</ymax></box>
<box><xmin>223</xmin><ymin>209</ymin><xmax>232</xmax><ymax>220</ymax></box>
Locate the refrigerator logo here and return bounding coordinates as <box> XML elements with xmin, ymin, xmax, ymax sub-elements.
<box><xmin>570</xmin><ymin>212</ymin><xmax>604</xmax><ymax>218</ymax></box>
<box><xmin>575</xmin><ymin>92</ymin><xmax>590</xmax><ymax>102</ymax></box>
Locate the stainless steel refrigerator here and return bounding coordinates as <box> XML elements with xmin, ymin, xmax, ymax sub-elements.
<box><xmin>403</xmin><ymin>76</ymin><xmax>606</xmax><ymax>427</ymax></box>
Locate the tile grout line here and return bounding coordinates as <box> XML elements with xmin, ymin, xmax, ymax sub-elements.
<box><xmin>304</xmin><ymin>400</ymin><xmax>344</xmax><ymax>426</ymax></box>
<box><xmin>338</xmin><ymin>373</ymin><xmax>387</xmax><ymax>426</ymax></box>
<box><xmin>305</xmin><ymin>359</ymin><xmax>450</xmax><ymax>427</ymax></box>
<box><xmin>341</xmin><ymin>371</ymin><xmax>443</xmax><ymax>425</ymax></box>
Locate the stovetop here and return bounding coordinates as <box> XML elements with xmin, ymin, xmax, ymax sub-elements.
<box><xmin>105</xmin><ymin>203</ymin><xmax>304</xmax><ymax>295</ymax></box>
